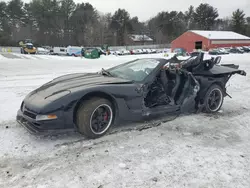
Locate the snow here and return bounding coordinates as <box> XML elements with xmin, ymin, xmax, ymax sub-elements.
<box><xmin>0</xmin><ymin>54</ymin><xmax>7</xmax><ymax>60</ymax></box>
<box><xmin>129</xmin><ymin>34</ymin><xmax>153</xmax><ymax>42</ymax></box>
<box><xmin>190</xmin><ymin>30</ymin><xmax>250</xmax><ymax>40</ymax></box>
<box><xmin>0</xmin><ymin>53</ymin><xmax>250</xmax><ymax>187</ymax></box>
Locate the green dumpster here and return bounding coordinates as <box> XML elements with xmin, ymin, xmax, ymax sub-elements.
<box><xmin>84</xmin><ymin>48</ymin><xmax>100</xmax><ymax>59</ymax></box>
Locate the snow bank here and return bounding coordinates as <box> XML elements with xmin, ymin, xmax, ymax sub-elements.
<box><xmin>0</xmin><ymin>53</ymin><xmax>250</xmax><ymax>188</ymax></box>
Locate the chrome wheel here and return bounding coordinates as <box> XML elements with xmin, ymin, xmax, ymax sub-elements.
<box><xmin>90</xmin><ymin>104</ymin><xmax>113</xmax><ymax>135</ymax></box>
<box><xmin>207</xmin><ymin>88</ymin><xmax>223</xmax><ymax>112</ymax></box>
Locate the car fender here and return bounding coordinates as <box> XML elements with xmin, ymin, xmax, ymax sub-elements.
<box><xmin>195</xmin><ymin>76</ymin><xmax>226</xmax><ymax>104</ymax></box>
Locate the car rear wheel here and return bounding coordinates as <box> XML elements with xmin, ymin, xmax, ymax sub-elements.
<box><xmin>76</xmin><ymin>97</ymin><xmax>114</xmax><ymax>139</ymax></box>
<box><xmin>203</xmin><ymin>84</ymin><xmax>224</xmax><ymax>113</ymax></box>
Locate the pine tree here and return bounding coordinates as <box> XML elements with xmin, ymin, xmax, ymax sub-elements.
<box><xmin>231</xmin><ymin>9</ymin><xmax>246</xmax><ymax>34</ymax></box>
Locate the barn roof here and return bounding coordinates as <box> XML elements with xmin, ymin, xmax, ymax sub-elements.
<box><xmin>190</xmin><ymin>30</ymin><xmax>250</xmax><ymax>40</ymax></box>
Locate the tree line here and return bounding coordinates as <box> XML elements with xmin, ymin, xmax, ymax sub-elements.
<box><xmin>0</xmin><ymin>0</ymin><xmax>249</xmax><ymax>46</ymax></box>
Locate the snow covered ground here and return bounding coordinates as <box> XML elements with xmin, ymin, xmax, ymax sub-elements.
<box><xmin>0</xmin><ymin>53</ymin><xmax>250</xmax><ymax>188</ymax></box>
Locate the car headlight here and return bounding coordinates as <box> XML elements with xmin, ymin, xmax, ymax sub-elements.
<box><xmin>36</xmin><ymin>114</ymin><xmax>57</xmax><ymax>121</ymax></box>
<box><xmin>45</xmin><ymin>90</ymin><xmax>71</xmax><ymax>100</ymax></box>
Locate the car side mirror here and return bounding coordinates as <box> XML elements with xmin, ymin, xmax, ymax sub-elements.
<box><xmin>214</xmin><ymin>56</ymin><xmax>221</xmax><ymax>64</ymax></box>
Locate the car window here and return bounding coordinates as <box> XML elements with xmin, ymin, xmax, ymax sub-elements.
<box><xmin>108</xmin><ymin>59</ymin><xmax>160</xmax><ymax>82</ymax></box>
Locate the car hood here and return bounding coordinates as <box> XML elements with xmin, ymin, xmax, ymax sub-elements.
<box><xmin>27</xmin><ymin>73</ymin><xmax>132</xmax><ymax>98</ymax></box>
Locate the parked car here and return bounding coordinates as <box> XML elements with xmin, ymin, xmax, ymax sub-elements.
<box><xmin>224</xmin><ymin>47</ymin><xmax>231</xmax><ymax>52</ymax></box>
<box><xmin>148</xmin><ymin>49</ymin><xmax>156</xmax><ymax>54</ymax></box>
<box><xmin>20</xmin><ymin>43</ymin><xmax>37</xmax><ymax>54</ymax></box>
<box><xmin>151</xmin><ymin>49</ymin><xmax>157</xmax><ymax>53</ymax></box>
<box><xmin>173</xmin><ymin>48</ymin><xmax>187</xmax><ymax>56</ymax></box>
<box><xmin>218</xmin><ymin>48</ymin><xmax>230</xmax><ymax>54</ymax></box>
<box><xmin>208</xmin><ymin>49</ymin><xmax>220</xmax><ymax>55</ymax></box>
<box><xmin>137</xmin><ymin>49</ymin><xmax>143</xmax><ymax>54</ymax></box>
<box><xmin>67</xmin><ymin>46</ymin><xmax>83</xmax><ymax>56</ymax></box>
<box><xmin>229</xmin><ymin>47</ymin><xmax>244</xmax><ymax>54</ymax></box>
<box><xmin>96</xmin><ymin>47</ymin><xmax>106</xmax><ymax>55</ymax></box>
<box><xmin>209</xmin><ymin>48</ymin><xmax>229</xmax><ymax>55</ymax></box>
<box><xmin>120</xmin><ymin>49</ymin><xmax>131</xmax><ymax>55</ymax></box>
<box><xmin>242</xmin><ymin>46</ymin><xmax>250</xmax><ymax>53</ymax></box>
<box><xmin>156</xmin><ymin>49</ymin><xmax>163</xmax><ymax>53</ymax></box>
<box><xmin>51</xmin><ymin>47</ymin><xmax>67</xmax><ymax>55</ymax></box>
<box><xmin>108</xmin><ymin>50</ymin><xmax>117</xmax><ymax>55</ymax></box>
<box><xmin>36</xmin><ymin>47</ymin><xmax>50</xmax><ymax>55</ymax></box>
<box><xmin>131</xmin><ymin>49</ymin><xmax>142</xmax><ymax>55</ymax></box>
<box><xmin>112</xmin><ymin>50</ymin><xmax>122</xmax><ymax>55</ymax></box>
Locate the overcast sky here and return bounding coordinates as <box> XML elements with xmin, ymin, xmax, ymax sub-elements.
<box><xmin>77</xmin><ymin>0</ymin><xmax>250</xmax><ymax>21</ymax></box>
<box><xmin>10</xmin><ymin>0</ymin><xmax>250</xmax><ymax>21</ymax></box>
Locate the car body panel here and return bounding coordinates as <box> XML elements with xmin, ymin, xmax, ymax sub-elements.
<box><xmin>17</xmin><ymin>54</ymin><xmax>246</xmax><ymax>135</ymax></box>
<box><xmin>194</xmin><ymin>64</ymin><xmax>246</xmax><ymax>76</ymax></box>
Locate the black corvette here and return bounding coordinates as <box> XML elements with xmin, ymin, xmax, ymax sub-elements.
<box><xmin>17</xmin><ymin>53</ymin><xmax>246</xmax><ymax>138</ymax></box>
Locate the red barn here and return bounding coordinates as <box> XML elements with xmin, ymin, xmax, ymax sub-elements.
<box><xmin>171</xmin><ymin>30</ymin><xmax>250</xmax><ymax>52</ymax></box>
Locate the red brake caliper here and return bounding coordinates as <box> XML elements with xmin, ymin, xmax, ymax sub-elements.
<box><xmin>104</xmin><ymin>112</ymin><xmax>108</xmax><ymax>121</ymax></box>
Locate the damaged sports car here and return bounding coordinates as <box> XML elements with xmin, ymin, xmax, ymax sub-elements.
<box><xmin>17</xmin><ymin>53</ymin><xmax>246</xmax><ymax>138</ymax></box>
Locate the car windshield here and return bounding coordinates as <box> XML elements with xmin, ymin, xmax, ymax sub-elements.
<box><xmin>106</xmin><ymin>59</ymin><xmax>160</xmax><ymax>82</ymax></box>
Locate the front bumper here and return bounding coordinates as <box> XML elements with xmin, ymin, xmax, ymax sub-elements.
<box><xmin>16</xmin><ymin>109</ymin><xmax>74</xmax><ymax>135</ymax></box>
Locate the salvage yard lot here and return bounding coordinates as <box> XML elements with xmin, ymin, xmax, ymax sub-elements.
<box><xmin>0</xmin><ymin>53</ymin><xmax>250</xmax><ymax>188</ymax></box>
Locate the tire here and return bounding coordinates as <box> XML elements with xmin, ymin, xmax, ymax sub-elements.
<box><xmin>76</xmin><ymin>97</ymin><xmax>114</xmax><ymax>139</ymax></box>
<box><xmin>203</xmin><ymin>84</ymin><xmax>224</xmax><ymax>113</ymax></box>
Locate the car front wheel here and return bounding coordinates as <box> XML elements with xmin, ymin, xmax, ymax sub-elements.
<box><xmin>76</xmin><ymin>97</ymin><xmax>114</xmax><ymax>139</ymax></box>
<box><xmin>203</xmin><ymin>84</ymin><xmax>224</xmax><ymax>113</ymax></box>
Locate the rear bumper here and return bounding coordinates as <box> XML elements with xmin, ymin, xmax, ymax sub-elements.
<box><xmin>16</xmin><ymin>109</ymin><xmax>74</xmax><ymax>135</ymax></box>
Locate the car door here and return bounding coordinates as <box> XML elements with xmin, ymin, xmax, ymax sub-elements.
<box><xmin>120</xmin><ymin>83</ymin><xmax>145</xmax><ymax>111</ymax></box>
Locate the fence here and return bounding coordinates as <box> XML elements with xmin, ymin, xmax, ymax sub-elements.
<box><xmin>0</xmin><ymin>47</ymin><xmax>20</xmax><ymax>53</ymax></box>
<box><xmin>109</xmin><ymin>44</ymin><xmax>171</xmax><ymax>50</ymax></box>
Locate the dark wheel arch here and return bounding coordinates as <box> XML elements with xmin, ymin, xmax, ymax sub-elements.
<box><xmin>76</xmin><ymin>97</ymin><xmax>114</xmax><ymax>138</ymax></box>
<box><xmin>203</xmin><ymin>84</ymin><xmax>224</xmax><ymax>113</ymax></box>
<box><xmin>73</xmin><ymin>91</ymin><xmax>118</xmax><ymax>126</ymax></box>
<box><xmin>195</xmin><ymin>79</ymin><xmax>226</xmax><ymax>111</ymax></box>
<box><xmin>197</xmin><ymin>80</ymin><xmax>225</xmax><ymax>102</ymax></box>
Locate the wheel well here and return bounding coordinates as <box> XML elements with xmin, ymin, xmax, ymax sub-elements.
<box><xmin>211</xmin><ymin>81</ymin><xmax>225</xmax><ymax>91</ymax></box>
<box><xmin>73</xmin><ymin>91</ymin><xmax>118</xmax><ymax>125</ymax></box>
<box><xmin>197</xmin><ymin>81</ymin><xmax>225</xmax><ymax>105</ymax></box>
